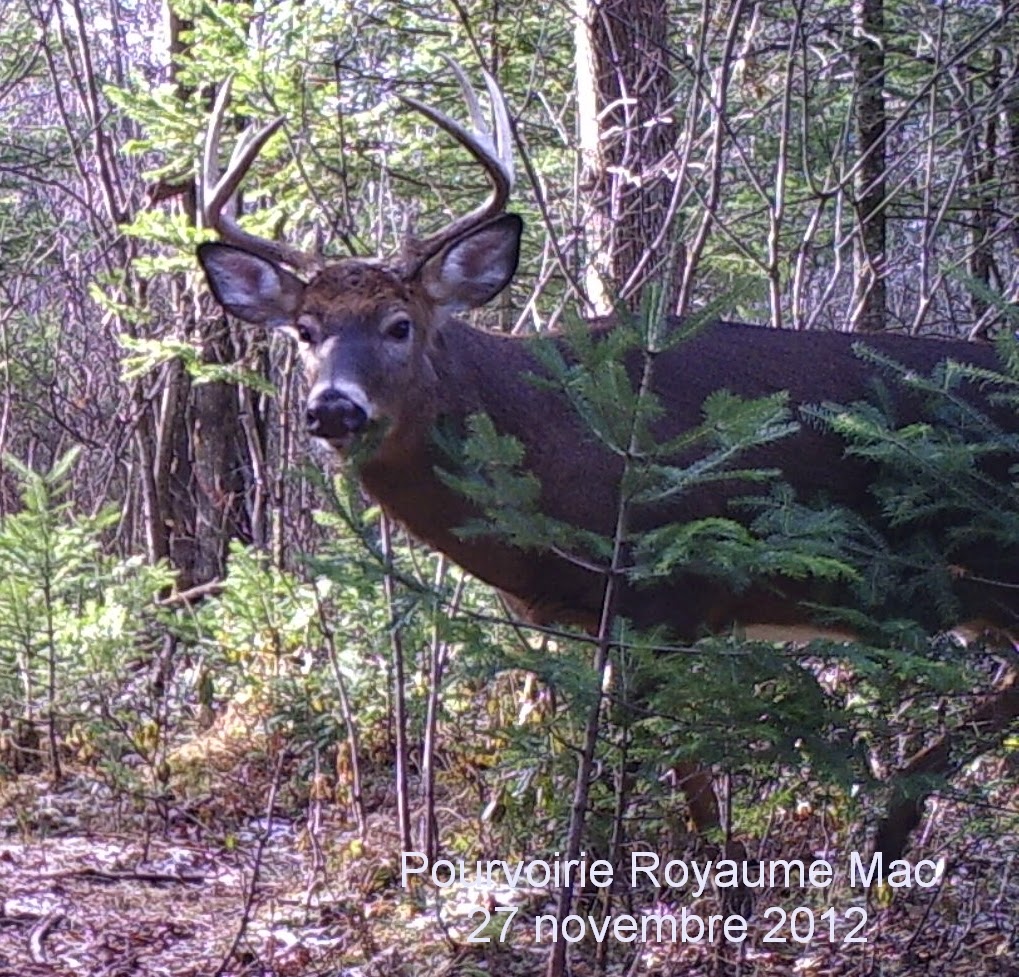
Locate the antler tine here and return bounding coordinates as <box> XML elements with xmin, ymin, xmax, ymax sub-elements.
<box><xmin>399</xmin><ymin>59</ymin><xmax>515</xmax><ymax>266</ymax></box>
<box><xmin>480</xmin><ymin>68</ymin><xmax>515</xmax><ymax>180</ymax></box>
<box><xmin>446</xmin><ymin>59</ymin><xmax>513</xmax><ymax>177</ymax></box>
<box><xmin>200</xmin><ymin>76</ymin><xmax>320</xmax><ymax>274</ymax></box>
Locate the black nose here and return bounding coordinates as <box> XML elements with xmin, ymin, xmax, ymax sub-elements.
<box><xmin>306</xmin><ymin>390</ymin><xmax>368</xmax><ymax>438</ymax></box>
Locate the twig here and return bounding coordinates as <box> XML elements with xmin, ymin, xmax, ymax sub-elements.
<box><xmin>35</xmin><ymin>868</ymin><xmax>205</xmax><ymax>885</ymax></box>
<box><xmin>213</xmin><ymin>750</ymin><xmax>287</xmax><ymax>977</ymax></box>
<box><xmin>381</xmin><ymin>514</ymin><xmax>413</xmax><ymax>854</ymax></box>
<box><xmin>28</xmin><ymin>910</ymin><xmax>64</xmax><ymax>964</ymax></box>
<box><xmin>155</xmin><ymin>579</ymin><xmax>225</xmax><ymax>607</ymax></box>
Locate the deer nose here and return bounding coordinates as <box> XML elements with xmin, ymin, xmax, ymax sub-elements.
<box><xmin>306</xmin><ymin>389</ymin><xmax>368</xmax><ymax>438</ymax></box>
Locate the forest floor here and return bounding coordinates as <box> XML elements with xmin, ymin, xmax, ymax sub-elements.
<box><xmin>1</xmin><ymin>758</ymin><xmax>1017</xmax><ymax>977</ymax></box>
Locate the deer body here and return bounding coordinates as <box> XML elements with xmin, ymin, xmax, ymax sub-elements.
<box><xmin>194</xmin><ymin>70</ymin><xmax>1019</xmax><ymax>642</ymax></box>
<box><xmin>352</xmin><ymin>313</ymin><xmax>1014</xmax><ymax>640</ymax></box>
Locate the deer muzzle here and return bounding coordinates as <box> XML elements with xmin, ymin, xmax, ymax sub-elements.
<box><xmin>305</xmin><ymin>388</ymin><xmax>369</xmax><ymax>440</ymax></box>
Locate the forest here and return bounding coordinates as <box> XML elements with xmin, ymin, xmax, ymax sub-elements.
<box><xmin>1</xmin><ymin>0</ymin><xmax>1018</xmax><ymax>974</ymax></box>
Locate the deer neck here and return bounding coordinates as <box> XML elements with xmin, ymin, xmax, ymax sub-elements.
<box><xmin>355</xmin><ymin>320</ymin><xmax>546</xmax><ymax>589</ymax></box>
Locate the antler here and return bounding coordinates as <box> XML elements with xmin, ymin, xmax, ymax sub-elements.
<box><xmin>400</xmin><ymin>59</ymin><xmax>515</xmax><ymax>269</ymax></box>
<box><xmin>200</xmin><ymin>77</ymin><xmax>321</xmax><ymax>275</ymax></box>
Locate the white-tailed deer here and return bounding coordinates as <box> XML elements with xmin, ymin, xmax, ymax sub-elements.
<box><xmin>197</xmin><ymin>67</ymin><xmax>1019</xmax><ymax>833</ymax></box>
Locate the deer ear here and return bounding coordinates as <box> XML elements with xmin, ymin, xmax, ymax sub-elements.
<box><xmin>421</xmin><ymin>214</ymin><xmax>522</xmax><ymax>311</ymax></box>
<box><xmin>197</xmin><ymin>242</ymin><xmax>305</xmax><ymax>327</ymax></box>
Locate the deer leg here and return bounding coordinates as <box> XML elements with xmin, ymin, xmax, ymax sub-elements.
<box><xmin>674</xmin><ymin>759</ymin><xmax>720</xmax><ymax>830</ymax></box>
<box><xmin>874</xmin><ymin>666</ymin><xmax>1019</xmax><ymax>859</ymax></box>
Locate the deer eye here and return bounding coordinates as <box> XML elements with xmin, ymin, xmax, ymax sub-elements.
<box><xmin>385</xmin><ymin>318</ymin><xmax>412</xmax><ymax>342</ymax></box>
<box><xmin>295</xmin><ymin>319</ymin><xmax>317</xmax><ymax>345</ymax></box>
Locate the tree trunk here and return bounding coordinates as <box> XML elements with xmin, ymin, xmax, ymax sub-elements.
<box><xmin>158</xmin><ymin>4</ymin><xmax>262</xmax><ymax>587</ymax></box>
<box><xmin>575</xmin><ymin>0</ymin><xmax>678</xmax><ymax>311</ymax></box>
<box><xmin>851</xmin><ymin>0</ymin><xmax>887</xmax><ymax>332</ymax></box>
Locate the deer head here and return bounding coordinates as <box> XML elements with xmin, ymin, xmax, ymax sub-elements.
<box><xmin>197</xmin><ymin>64</ymin><xmax>520</xmax><ymax>459</ymax></box>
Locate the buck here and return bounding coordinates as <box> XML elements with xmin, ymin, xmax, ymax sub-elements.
<box><xmin>197</xmin><ymin>67</ymin><xmax>1019</xmax><ymax>831</ymax></box>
